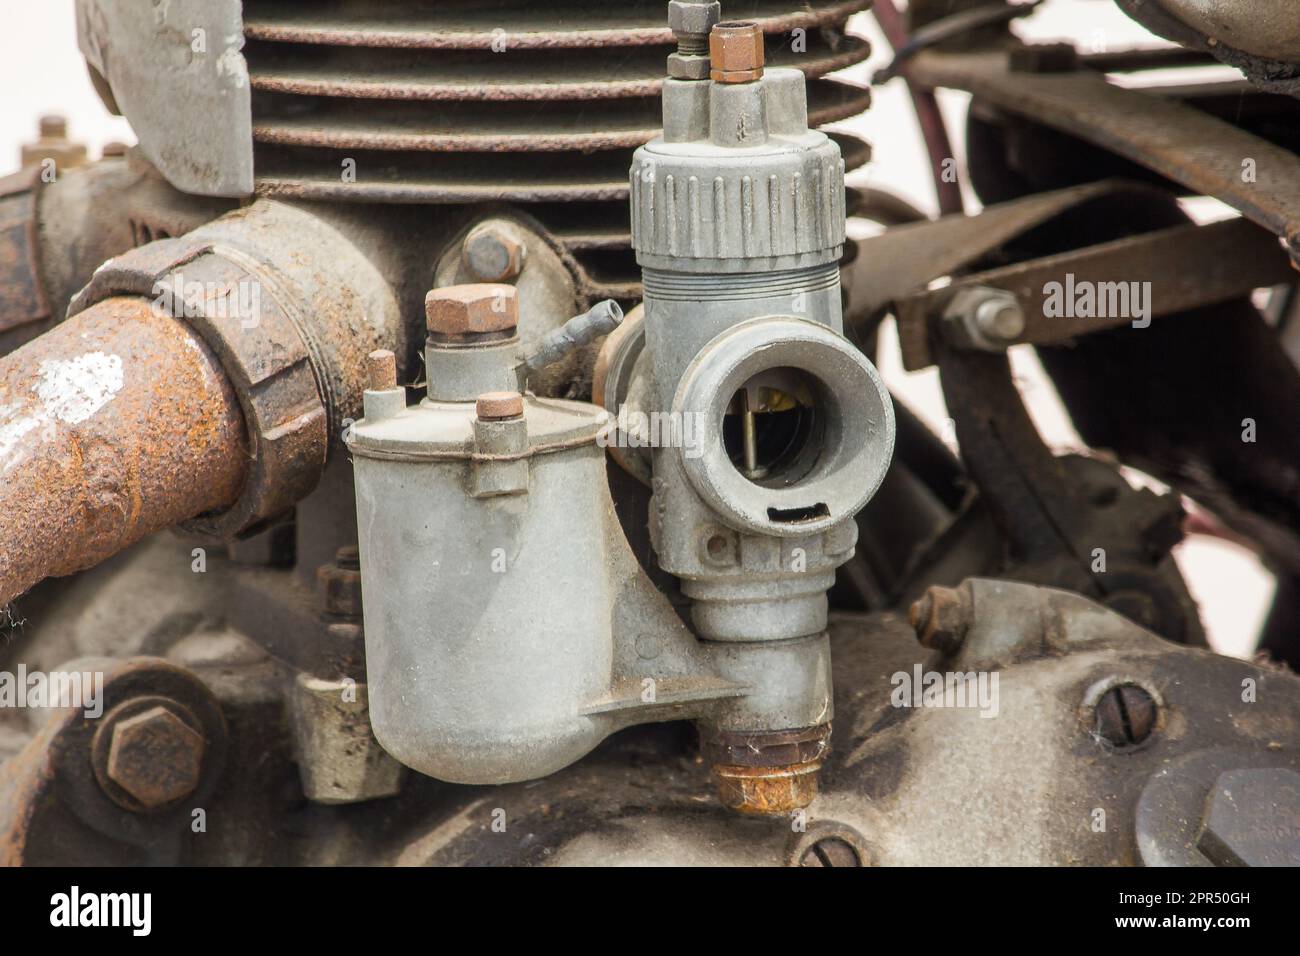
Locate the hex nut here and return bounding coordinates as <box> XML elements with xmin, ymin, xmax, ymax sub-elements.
<box><xmin>462</xmin><ymin>221</ymin><xmax>526</xmax><ymax>282</ymax></box>
<box><xmin>425</xmin><ymin>284</ymin><xmax>519</xmax><ymax>336</ymax></box>
<box><xmin>1199</xmin><ymin>767</ymin><xmax>1300</xmax><ymax>866</ymax></box>
<box><xmin>669</xmin><ymin>1</ymin><xmax>722</xmax><ymax>38</ymax></box>
<box><xmin>710</xmin><ymin>21</ymin><xmax>766</xmax><ymax>83</ymax></box>
<box><xmin>668</xmin><ymin>52</ymin><xmax>713</xmax><ymax>80</ymax></box>
<box><xmin>318</xmin><ymin>553</ymin><xmax>363</xmax><ymax>618</ymax></box>
<box><xmin>908</xmin><ymin>584</ymin><xmax>973</xmax><ymax>654</ymax></box>
<box><xmin>105</xmin><ymin>705</ymin><xmax>206</xmax><ymax>811</ymax></box>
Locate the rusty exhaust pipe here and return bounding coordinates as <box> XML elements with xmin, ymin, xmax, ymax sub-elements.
<box><xmin>0</xmin><ymin>295</ymin><xmax>247</xmax><ymax>607</ymax></box>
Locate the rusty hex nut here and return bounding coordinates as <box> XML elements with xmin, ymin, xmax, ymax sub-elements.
<box><xmin>426</xmin><ymin>284</ymin><xmax>519</xmax><ymax>337</ymax></box>
<box><xmin>476</xmin><ymin>390</ymin><xmax>525</xmax><ymax>421</ymax></box>
<box><xmin>712</xmin><ymin>762</ymin><xmax>821</xmax><ymax>815</ymax></box>
<box><xmin>462</xmin><ymin>221</ymin><xmax>527</xmax><ymax>282</ymax></box>
<box><xmin>908</xmin><ymin>584</ymin><xmax>973</xmax><ymax>655</ymax></box>
<box><xmin>105</xmin><ymin>705</ymin><xmax>206</xmax><ymax>811</ymax></box>
<box><xmin>318</xmin><ymin>549</ymin><xmax>363</xmax><ymax>618</ymax></box>
<box><xmin>710</xmin><ymin>21</ymin><xmax>765</xmax><ymax>83</ymax></box>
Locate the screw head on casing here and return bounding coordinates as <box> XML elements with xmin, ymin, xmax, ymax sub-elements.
<box><xmin>1094</xmin><ymin>683</ymin><xmax>1157</xmax><ymax>749</ymax></box>
<box><xmin>800</xmin><ymin>837</ymin><xmax>863</xmax><ymax>867</ymax></box>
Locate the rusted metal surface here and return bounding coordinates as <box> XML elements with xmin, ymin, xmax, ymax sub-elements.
<box><xmin>709</xmin><ymin>20</ymin><xmax>765</xmax><ymax>84</ymax></box>
<box><xmin>905</xmin><ymin>49</ymin><xmax>1300</xmax><ymax>259</ymax></box>
<box><xmin>253</xmin><ymin>127</ymin><xmax>870</xmax><ymax>206</ymax></box>
<box><xmin>246</xmin><ymin>33</ymin><xmax>868</xmax><ymax>102</ymax></box>
<box><xmin>318</xmin><ymin>545</ymin><xmax>363</xmax><ymax>620</ymax></box>
<box><xmin>894</xmin><ymin>215</ymin><xmax>1298</xmax><ymax>370</ymax></box>
<box><xmin>873</xmin><ymin>178</ymin><xmax>1210</xmax><ymax>643</ymax></box>
<box><xmin>426</xmin><ymin>284</ymin><xmax>519</xmax><ymax>337</ymax></box>
<box><xmin>908</xmin><ymin>584</ymin><xmax>972</xmax><ymax>654</ymax></box>
<box><xmin>701</xmin><ymin>723</ymin><xmax>831</xmax><ymax>816</ymax></box>
<box><xmin>95</xmin><ymin>700</ymin><xmax>207</xmax><ymax>812</ymax></box>
<box><xmin>245</xmin><ymin>0</ymin><xmax>870</xmax><ymax>208</ymax></box>
<box><xmin>843</xmin><ymin>179</ymin><xmax>1143</xmax><ymax>335</ymax></box>
<box><xmin>69</xmin><ymin>237</ymin><xmax>327</xmax><ymax>541</ymax></box>
<box><xmin>251</xmin><ymin>78</ymin><xmax>869</xmax><ymax>154</ymax></box>
<box><xmin>1115</xmin><ymin>0</ymin><xmax>1300</xmax><ymax>96</ymax></box>
<box><xmin>0</xmin><ymin>657</ymin><xmax>229</xmax><ymax>865</ymax></box>
<box><xmin>69</xmin><ymin>201</ymin><xmax>404</xmax><ymax>539</ymax></box>
<box><xmin>475</xmin><ymin>391</ymin><xmax>525</xmax><ymax>421</ymax></box>
<box><xmin>365</xmin><ymin>349</ymin><xmax>398</xmax><ymax>391</ymax></box>
<box><xmin>243</xmin><ymin>0</ymin><xmax>870</xmax><ymax>50</ymax></box>
<box><xmin>712</xmin><ymin>763</ymin><xmax>821</xmax><ymax>815</ymax></box>
<box><xmin>0</xmin><ymin>168</ymin><xmax>50</xmax><ymax>334</ymax></box>
<box><xmin>0</xmin><ymin>296</ymin><xmax>247</xmax><ymax>608</ymax></box>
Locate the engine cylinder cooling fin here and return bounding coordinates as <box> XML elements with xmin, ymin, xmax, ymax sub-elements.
<box><xmin>241</xmin><ymin>0</ymin><xmax>875</xmax><ymax>298</ymax></box>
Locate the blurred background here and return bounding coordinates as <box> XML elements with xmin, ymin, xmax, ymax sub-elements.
<box><xmin>0</xmin><ymin>1</ymin><xmax>1275</xmax><ymax>657</ymax></box>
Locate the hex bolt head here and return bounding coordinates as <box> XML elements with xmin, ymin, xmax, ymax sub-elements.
<box><xmin>710</xmin><ymin>21</ymin><xmax>765</xmax><ymax>83</ymax></box>
<box><xmin>462</xmin><ymin>221</ymin><xmax>526</xmax><ymax>283</ymax></box>
<box><xmin>908</xmin><ymin>585</ymin><xmax>973</xmax><ymax>654</ymax></box>
<box><xmin>476</xmin><ymin>390</ymin><xmax>525</xmax><ymax>421</ymax></box>
<box><xmin>1199</xmin><ymin>768</ymin><xmax>1300</xmax><ymax>867</ymax></box>
<box><xmin>426</xmin><ymin>283</ymin><xmax>519</xmax><ymax>337</ymax></box>
<box><xmin>318</xmin><ymin>546</ymin><xmax>363</xmax><ymax>618</ymax></box>
<box><xmin>1094</xmin><ymin>683</ymin><xmax>1157</xmax><ymax>750</ymax></box>
<box><xmin>105</xmin><ymin>705</ymin><xmax>206</xmax><ymax>811</ymax></box>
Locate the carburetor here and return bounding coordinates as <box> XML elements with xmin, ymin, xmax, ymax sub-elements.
<box><xmin>345</xmin><ymin>8</ymin><xmax>894</xmax><ymax>814</ymax></box>
<box><xmin>630</xmin><ymin>15</ymin><xmax>894</xmax><ymax>802</ymax></box>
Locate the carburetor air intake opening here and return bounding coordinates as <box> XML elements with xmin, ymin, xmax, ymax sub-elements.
<box><xmin>723</xmin><ymin>366</ymin><xmax>826</xmax><ymax>487</ymax></box>
<box><xmin>675</xmin><ymin>315</ymin><xmax>893</xmax><ymax>538</ymax></box>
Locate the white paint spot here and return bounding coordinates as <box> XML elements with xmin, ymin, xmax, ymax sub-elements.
<box><xmin>0</xmin><ymin>354</ymin><xmax>124</xmax><ymax>474</ymax></box>
<box><xmin>35</xmin><ymin>352</ymin><xmax>124</xmax><ymax>425</ymax></box>
<box><xmin>0</xmin><ymin>403</ymin><xmax>41</xmax><ymax>474</ymax></box>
